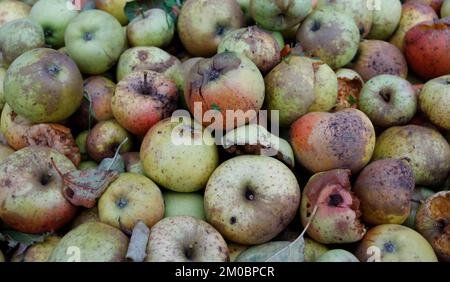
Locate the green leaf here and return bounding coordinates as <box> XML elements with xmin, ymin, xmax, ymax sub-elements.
<box><xmin>347</xmin><ymin>95</ymin><xmax>357</xmax><ymax>105</ymax></box>
<box><xmin>124</xmin><ymin>0</ymin><xmax>150</xmax><ymax>22</ymax></box>
<box><xmin>211</xmin><ymin>103</ymin><xmax>221</xmax><ymax>112</ymax></box>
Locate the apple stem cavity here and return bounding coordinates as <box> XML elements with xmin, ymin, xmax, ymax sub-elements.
<box><xmin>116</xmin><ymin>197</ymin><xmax>128</xmax><ymax>209</ymax></box>
<box><xmin>245</xmin><ymin>188</ymin><xmax>255</xmax><ymax>201</ymax></box>
<box><xmin>384</xmin><ymin>241</ymin><xmax>396</xmax><ymax>253</ymax></box>
<box><xmin>40</xmin><ymin>173</ymin><xmax>51</xmax><ymax>186</ymax></box>
<box><xmin>328</xmin><ymin>193</ymin><xmax>344</xmax><ymax>207</ymax></box>
<box><xmin>83</xmin><ymin>32</ymin><xmax>94</xmax><ymax>42</ymax></box>
<box><xmin>47</xmin><ymin>64</ymin><xmax>61</xmax><ymax>76</ymax></box>
<box><xmin>379</xmin><ymin>89</ymin><xmax>391</xmax><ymax>103</ymax></box>
<box><xmin>311</xmin><ymin>20</ymin><xmax>321</xmax><ymax>32</ymax></box>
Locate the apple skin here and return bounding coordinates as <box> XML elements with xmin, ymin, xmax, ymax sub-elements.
<box><xmin>389</xmin><ymin>1</ymin><xmax>438</xmax><ymax>51</ymax></box>
<box><xmin>373</xmin><ymin>125</ymin><xmax>450</xmax><ymax>186</ymax></box>
<box><xmin>145</xmin><ymin>216</ymin><xmax>229</xmax><ymax>262</ymax></box>
<box><xmin>176</xmin><ymin>57</ymin><xmax>203</xmax><ymax>108</ymax></box>
<box><xmin>356</xmin><ymin>224</ymin><xmax>438</xmax><ymax>262</ymax></box>
<box><xmin>127</xmin><ymin>8</ymin><xmax>174</xmax><ymax>48</ymax></box>
<box><xmin>316</xmin><ymin>249</ymin><xmax>359</xmax><ymax>262</ymax></box>
<box><xmin>64</xmin><ymin>10</ymin><xmax>125</xmax><ymax>75</ymax></box>
<box><xmin>140</xmin><ymin>117</ymin><xmax>219</xmax><ymax>193</ymax></box>
<box><xmin>99</xmin><ymin>173</ymin><xmax>164</xmax><ymax>231</ymax></box>
<box><xmin>316</xmin><ymin>0</ymin><xmax>373</xmax><ymax>38</ymax></box>
<box><xmin>12</xmin><ymin>236</ymin><xmax>60</xmax><ymax>262</ymax></box>
<box><xmin>70</xmin><ymin>206</ymin><xmax>100</xmax><ymax>229</ymax></box>
<box><xmin>83</xmin><ymin>76</ymin><xmax>115</xmax><ymax>122</ymax></box>
<box><xmin>0</xmin><ymin>146</ymin><xmax>78</xmax><ymax>234</ymax></box>
<box><xmin>0</xmin><ymin>0</ymin><xmax>30</xmax><ymax>28</ymax></box>
<box><xmin>419</xmin><ymin>75</ymin><xmax>450</xmax><ymax>130</ymax></box>
<box><xmin>404</xmin><ymin>18</ymin><xmax>450</xmax><ymax>79</ymax></box>
<box><xmin>121</xmin><ymin>152</ymin><xmax>143</xmax><ymax>174</ymax></box>
<box><xmin>405</xmin><ymin>0</ymin><xmax>444</xmax><ymax>12</ymax></box>
<box><xmin>95</xmin><ymin>0</ymin><xmax>129</xmax><ymax>25</ymax></box>
<box><xmin>86</xmin><ymin>120</ymin><xmax>133</xmax><ymax>162</ymax></box>
<box><xmin>333</xmin><ymin>68</ymin><xmax>364</xmax><ymax>111</ymax></box>
<box><xmin>49</xmin><ymin>222</ymin><xmax>129</xmax><ymax>262</ymax></box>
<box><xmin>249</xmin><ymin>0</ymin><xmax>311</xmax><ymax>31</ymax></box>
<box><xmin>368</xmin><ymin>0</ymin><xmax>402</xmax><ymax>40</ymax></box>
<box><xmin>354</xmin><ymin>159</ymin><xmax>415</xmax><ymax>225</ymax></box>
<box><xmin>290</xmin><ymin>109</ymin><xmax>375</xmax><ymax>174</ymax></box>
<box><xmin>350</xmin><ymin>40</ymin><xmax>408</xmax><ymax>81</ymax></box>
<box><xmin>0</xmin><ymin>67</ymin><xmax>6</xmax><ymax>110</ymax></box>
<box><xmin>296</xmin><ymin>8</ymin><xmax>360</xmax><ymax>69</ymax></box>
<box><xmin>112</xmin><ymin>70</ymin><xmax>178</xmax><ymax>136</ymax></box>
<box><xmin>358</xmin><ymin>75</ymin><xmax>417</xmax><ymax>128</ymax></box>
<box><xmin>235</xmin><ymin>241</ymin><xmax>289</xmax><ymax>262</ymax></box>
<box><xmin>237</xmin><ymin>0</ymin><xmax>252</xmax><ymax>24</ymax></box>
<box><xmin>204</xmin><ymin>155</ymin><xmax>300</xmax><ymax>245</ymax></box>
<box><xmin>404</xmin><ymin>187</ymin><xmax>435</xmax><ymax>228</ymax></box>
<box><xmin>415</xmin><ymin>191</ymin><xmax>450</xmax><ymax>261</ymax></box>
<box><xmin>300</xmin><ymin>169</ymin><xmax>366</xmax><ymax>244</ymax></box>
<box><xmin>442</xmin><ymin>0</ymin><xmax>450</xmax><ymax>17</ymax></box>
<box><xmin>0</xmin><ymin>144</ymin><xmax>14</xmax><ymax>163</ymax></box>
<box><xmin>228</xmin><ymin>242</ymin><xmax>249</xmax><ymax>262</ymax></box>
<box><xmin>29</xmin><ymin>0</ymin><xmax>79</xmax><ymax>49</ymax></box>
<box><xmin>4</xmin><ymin>48</ymin><xmax>83</xmax><ymax>123</ymax></box>
<box><xmin>163</xmin><ymin>191</ymin><xmax>206</xmax><ymax>221</ymax></box>
<box><xmin>0</xmin><ymin>104</ymin><xmax>32</xmax><ymax>150</ymax></box>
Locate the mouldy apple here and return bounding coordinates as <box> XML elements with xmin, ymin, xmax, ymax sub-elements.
<box><xmin>0</xmin><ymin>0</ymin><xmax>30</xmax><ymax>28</ymax></box>
<box><xmin>300</xmin><ymin>169</ymin><xmax>366</xmax><ymax>244</ymax></box>
<box><xmin>163</xmin><ymin>191</ymin><xmax>206</xmax><ymax>220</ymax></box>
<box><xmin>29</xmin><ymin>0</ymin><xmax>79</xmax><ymax>48</ymax></box>
<box><xmin>204</xmin><ymin>155</ymin><xmax>300</xmax><ymax>245</ymax></box>
<box><xmin>353</xmin><ymin>159</ymin><xmax>415</xmax><ymax>225</ymax></box>
<box><xmin>419</xmin><ymin>75</ymin><xmax>450</xmax><ymax>130</ymax></box>
<box><xmin>95</xmin><ymin>0</ymin><xmax>129</xmax><ymax>25</ymax></box>
<box><xmin>373</xmin><ymin>125</ymin><xmax>450</xmax><ymax>186</ymax></box>
<box><xmin>355</xmin><ymin>224</ymin><xmax>438</xmax><ymax>262</ymax></box>
<box><xmin>140</xmin><ymin>117</ymin><xmax>218</xmax><ymax>193</ymax></box>
<box><xmin>4</xmin><ymin>48</ymin><xmax>83</xmax><ymax>123</ymax></box>
<box><xmin>358</xmin><ymin>75</ymin><xmax>417</xmax><ymax>128</ymax></box>
<box><xmin>290</xmin><ymin>109</ymin><xmax>375</xmax><ymax>174</ymax></box>
<box><xmin>333</xmin><ymin>68</ymin><xmax>364</xmax><ymax>111</ymax></box>
<box><xmin>316</xmin><ymin>249</ymin><xmax>359</xmax><ymax>262</ymax></box>
<box><xmin>64</xmin><ymin>10</ymin><xmax>125</xmax><ymax>74</ymax></box>
<box><xmin>296</xmin><ymin>8</ymin><xmax>360</xmax><ymax>69</ymax></box>
<box><xmin>177</xmin><ymin>0</ymin><xmax>245</xmax><ymax>57</ymax></box>
<box><xmin>0</xmin><ymin>146</ymin><xmax>78</xmax><ymax>234</ymax></box>
<box><xmin>49</xmin><ymin>222</ymin><xmax>129</xmax><ymax>262</ymax></box>
<box><xmin>145</xmin><ymin>216</ymin><xmax>229</xmax><ymax>262</ymax></box>
<box><xmin>249</xmin><ymin>0</ymin><xmax>311</xmax><ymax>31</ymax></box>
<box><xmin>11</xmin><ymin>236</ymin><xmax>60</xmax><ymax>262</ymax></box>
<box><xmin>368</xmin><ymin>0</ymin><xmax>402</xmax><ymax>40</ymax></box>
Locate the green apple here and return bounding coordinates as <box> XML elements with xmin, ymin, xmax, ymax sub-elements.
<box><xmin>11</xmin><ymin>236</ymin><xmax>60</xmax><ymax>262</ymax></box>
<box><xmin>368</xmin><ymin>0</ymin><xmax>402</xmax><ymax>40</ymax></box>
<box><xmin>95</xmin><ymin>0</ymin><xmax>129</xmax><ymax>25</ymax></box>
<box><xmin>29</xmin><ymin>0</ymin><xmax>79</xmax><ymax>48</ymax></box>
<box><xmin>0</xmin><ymin>0</ymin><xmax>31</xmax><ymax>28</ymax></box>
<box><xmin>0</xmin><ymin>67</ymin><xmax>6</xmax><ymax>110</ymax></box>
<box><xmin>4</xmin><ymin>48</ymin><xmax>83</xmax><ymax>123</ymax></box>
<box><xmin>316</xmin><ymin>249</ymin><xmax>359</xmax><ymax>262</ymax></box>
<box><xmin>163</xmin><ymin>191</ymin><xmax>206</xmax><ymax>220</ymax></box>
<box><xmin>64</xmin><ymin>9</ymin><xmax>125</xmax><ymax>74</ymax></box>
<box><xmin>442</xmin><ymin>0</ymin><xmax>450</xmax><ymax>17</ymax></box>
<box><xmin>419</xmin><ymin>75</ymin><xmax>450</xmax><ymax>130</ymax></box>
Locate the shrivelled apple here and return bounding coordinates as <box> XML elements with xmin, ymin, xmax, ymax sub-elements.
<box><xmin>442</xmin><ymin>0</ymin><xmax>450</xmax><ymax>17</ymax></box>
<box><xmin>29</xmin><ymin>0</ymin><xmax>79</xmax><ymax>48</ymax></box>
<box><xmin>0</xmin><ymin>104</ymin><xmax>32</xmax><ymax>150</ymax></box>
<box><xmin>404</xmin><ymin>18</ymin><xmax>450</xmax><ymax>79</ymax></box>
<box><xmin>249</xmin><ymin>0</ymin><xmax>311</xmax><ymax>31</ymax></box>
<box><xmin>368</xmin><ymin>0</ymin><xmax>402</xmax><ymax>40</ymax></box>
<box><xmin>204</xmin><ymin>155</ymin><xmax>300</xmax><ymax>245</ymax></box>
<box><xmin>82</xmin><ymin>76</ymin><xmax>115</xmax><ymax>122</ymax></box>
<box><xmin>12</xmin><ymin>236</ymin><xmax>60</xmax><ymax>262</ymax></box>
<box><xmin>415</xmin><ymin>191</ymin><xmax>449</xmax><ymax>261</ymax></box>
<box><xmin>127</xmin><ymin>8</ymin><xmax>174</xmax><ymax>48</ymax></box>
<box><xmin>185</xmin><ymin>52</ymin><xmax>265</xmax><ymax>131</ymax></box>
<box><xmin>290</xmin><ymin>109</ymin><xmax>375</xmax><ymax>173</ymax></box>
<box><xmin>296</xmin><ymin>8</ymin><xmax>360</xmax><ymax>69</ymax></box>
<box><xmin>163</xmin><ymin>191</ymin><xmax>206</xmax><ymax>220</ymax></box>
<box><xmin>0</xmin><ymin>146</ymin><xmax>78</xmax><ymax>233</ymax></box>
<box><xmin>112</xmin><ymin>70</ymin><xmax>178</xmax><ymax>136</ymax></box>
<box><xmin>64</xmin><ymin>10</ymin><xmax>125</xmax><ymax>74</ymax></box>
<box><xmin>140</xmin><ymin>117</ymin><xmax>218</xmax><ymax>192</ymax></box>
<box><xmin>404</xmin><ymin>187</ymin><xmax>435</xmax><ymax>228</ymax></box>
<box><xmin>0</xmin><ymin>0</ymin><xmax>30</xmax><ymax>28</ymax></box>
<box><xmin>0</xmin><ymin>144</ymin><xmax>14</xmax><ymax>163</ymax></box>
<box><xmin>0</xmin><ymin>18</ymin><xmax>45</xmax><ymax>65</ymax></box>
<box><xmin>49</xmin><ymin>222</ymin><xmax>129</xmax><ymax>262</ymax></box>
<box><xmin>4</xmin><ymin>48</ymin><xmax>83</xmax><ymax>123</ymax></box>
<box><xmin>99</xmin><ymin>173</ymin><xmax>164</xmax><ymax>231</ymax></box>
<box><xmin>217</xmin><ymin>26</ymin><xmax>280</xmax><ymax>73</ymax></box>
<box><xmin>350</xmin><ymin>40</ymin><xmax>408</xmax><ymax>81</ymax></box>
<box><xmin>389</xmin><ymin>1</ymin><xmax>438</xmax><ymax>51</ymax></box>
<box><xmin>373</xmin><ymin>125</ymin><xmax>450</xmax><ymax>186</ymax></box>
<box><xmin>145</xmin><ymin>216</ymin><xmax>229</xmax><ymax>262</ymax></box>
<box><xmin>177</xmin><ymin>0</ymin><xmax>245</xmax><ymax>57</ymax></box>
<box><xmin>333</xmin><ymin>68</ymin><xmax>364</xmax><ymax>111</ymax></box>
<box><xmin>86</xmin><ymin>120</ymin><xmax>133</xmax><ymax>162</ymax></box>
<box><xmin>316</xmin><ymin>249</ymin><xmax>359</xmax><ymax>262</ymax></box>
<box><xmin>356</xmin><ymin>224</ymin><xmax>438</xmax><ymax>262</ymax></box>
<box><xmin>354</xmin><ymin>159</ymin><xmax>415</xmax><ymax>225</ymax></box>
<box><xmin>95</xmin><ymin>0</ymin><xmax>129</xmax><ymax>25</ymax></box>
<box><xmin>300</xmin><ymin>169</ymin><xmax>366</xmax><ymax>244</ymax></box>
<box><xmin>419</xmin><ymin>75</ymin><xmax>450</xmax><ymax>130</ymax></box>
<box><xmin>358</xmin><ymin>75</ymin><xmax>417</xmax><ymax>128</ymax></box>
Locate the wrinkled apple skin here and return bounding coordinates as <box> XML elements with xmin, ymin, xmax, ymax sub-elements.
<box><xmin>249</xmin><ymin>0</ymin><xmax>311</xmax><ymax>31</ymax></box>
<box><xmin>204</xmin><ymin>155</ymin><xmax>300</xmax><ymax>245</ymax></box>
<box><xmin>0</xmin><ymin>147</ymin><xmax>78</xmax><ymax>234</ymax></box>
<box><xmin>83</xmin><ymin>76</ymin><xmax>115</xmax><ymax>122</ymax></box>
<box><xmin>0</xmin><ymin>104</ymin><xmax>32</xmax><ymax>150</ymax></box>
<box><xmin>419</xmin><ymin>75</ymin><xmax>450</xmax><ymax>130</ymax></box>
<box><xmin>4</xmin><ymin>48</ymin><xmax>83</xmax><ymax>123</ymax></box>
<box><xmin>354</xmin><ymin>159</ymin><xmax>415</xmax><ymax>225</ymax></box>
<box><xmin>300</xmin><ymin>169</ymin><xmax>366</xmax><ymax>244</ymax></box>
<box><xmin>95</xmin><ymin>0</ymin><xmax>128</xmax><ymax>25</ymax></box>
<box><xmin>368</xmin><ymin>0</ymin><xmax>402</xmax><ymax>40</ymax></box>
<box><xmin>316</xmin><ymin>249</ymin><xmax>359</xmax><ymax>262</ymax></box>
<box><xmin>177</xmin><ymin>0</ymin><xmax>245</xmax><ymax>57</ymax></box>
<box><xmin>373</xmin><ymin>125</ymin><xmax>450</xmax><ymax>186</ymax></box>
<box><xmin>390</xmin><ymin>2</ymin><xmax>438</xmax><ymax>51</ymax></box>
<box><xmin>356</xmin><ymin>224</ymin><xmax>438</xmax><ymax>262</ymax></box>
<box><xmin>0</xmin><ymin>0</ymin><xmax>30</xmax><ymax>28</ymax></box>
<box><xmin>296</xmin><ymin>9</ymin><xmax>360</xmax><ymax>69</ymax></box>
<box><xmin>290</xmin><ymin>109</ymin><xmax>375</xmax><ymax>173</ymax></box>
<box><xmin>49</xmin><ymin>222</ymin><xmax>129</xmax><ymax>262</ymax></box>
<box><xmin>415</xmin><ymin>191</ymin><xmax>450</xmax><ymax>261</ymax></box>
<box><xmin>145</xmin><ymin>216</ymin><xmax>229</xmax><ymax>262</ymax></box>
<box><xmin>442</xmin><ymin>0</ymin><xmax>450</xmax><ymax>17</ymax></box>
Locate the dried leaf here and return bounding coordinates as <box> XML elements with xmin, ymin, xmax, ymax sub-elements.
<box><xmin>126</xmin><ymin>221</ymin><xmax>150</xmax><ymax>262</ymax></box>
<box><xmin>98</xmin><ymin>155</ymin><xmax>125</xmax><ymax>173</ymax></box>
<box><xmin>0</xmin><ymin>231</ymin><xmax>48</xmax><ymax>256</ymax></box>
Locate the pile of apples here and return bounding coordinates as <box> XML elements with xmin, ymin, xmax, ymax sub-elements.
<box><xmin>0</xmin><ymin>0</ymin><xmax>449</xmax><ymax>262</ymax></box>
